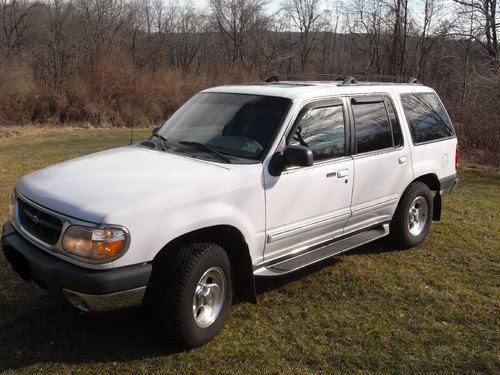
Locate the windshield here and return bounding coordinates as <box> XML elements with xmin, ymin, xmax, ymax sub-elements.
<box><xmin>156</xmin><ymin>93</ymin><xmax>291</xmax><ymax>161</ymax></box>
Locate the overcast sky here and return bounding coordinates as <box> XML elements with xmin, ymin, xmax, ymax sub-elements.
<box><xmin>195</xmin><ymin>0</ymin><xmax>284</xmax><ymax>13</ymax></box>
<box><xmin>194</xmin><ymin>0</ymin><xmax>437</xmax><ymax>17</ymax></box>
<box><xmin>194</xmin><ymin>0</ymin><xmax>457</xmax><ymax>30</ymax></box>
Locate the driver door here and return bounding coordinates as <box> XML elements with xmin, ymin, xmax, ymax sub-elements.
<box><xmin>263</xmin><ymin>98</ymin><xmax>354</xmax><ymax>261</ymax></box>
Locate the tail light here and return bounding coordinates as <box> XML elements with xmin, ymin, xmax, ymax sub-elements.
<box><xmin>455</xmin><ymin>144</ymin><xmax>459</xmax><ymax>171</ymax></box>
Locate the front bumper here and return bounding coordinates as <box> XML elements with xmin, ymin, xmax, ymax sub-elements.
<box><xmin>1</xmin><ymin>221</ymin><xmax>152</xmax><ymax>312</ymax></box>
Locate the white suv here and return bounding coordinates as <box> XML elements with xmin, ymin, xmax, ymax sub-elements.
<box><xmin>2</xmin><ymin>75</ymin><xmax>458</xmax><ymax>347</ymax></box>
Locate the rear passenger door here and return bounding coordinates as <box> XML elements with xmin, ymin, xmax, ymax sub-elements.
<box><xmin>344</xmin><ymin>95</ymin><xmax>413</xmax><ymax>233</ymax></box>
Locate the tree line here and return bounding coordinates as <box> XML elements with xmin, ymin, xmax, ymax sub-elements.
<box><xmin>0</xmin><ymin>0</ymin><xmax>498</xmax><ymax>162</ymax></box>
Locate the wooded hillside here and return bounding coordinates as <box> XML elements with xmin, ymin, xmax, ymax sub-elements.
<box><xmin>0</xmin><ymin>0</ymin><xmax>498</xmax><ymax>163</ymax></box>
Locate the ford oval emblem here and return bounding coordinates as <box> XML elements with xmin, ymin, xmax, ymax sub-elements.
<box><xmin>31</xmin><ymin>215</ymin><xmax>40</xmax><ymax>224</ymax></box>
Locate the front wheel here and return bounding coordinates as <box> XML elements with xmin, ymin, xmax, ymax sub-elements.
<box><xmin>148</xmin><ymin>243</ymin><xmax>233</xmax><ymax>348</ymax></box>
<box><xmin>390</xmin><ymin>181</ymin><xmax>433</xmax><ymax>248</ymax></box>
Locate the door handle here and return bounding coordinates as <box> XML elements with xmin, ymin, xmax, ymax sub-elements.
<box><xmin>398</xmin><ymin>156</ymin><xmax>408</xmax><ymax>165</ymax></box>
<box><xmin>337</xmin><ymin>169</ymin><xmax>349</xmax><ymax>178</ymax></box>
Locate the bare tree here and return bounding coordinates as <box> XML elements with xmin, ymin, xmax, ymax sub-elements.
<box><xmin>31</xmin><ymin>0</ymin><xmax>75</xmax><ymax>89</ymax></box>
<box><xmin>209</xmin><ymin>0</ymin><xmax>268</xmax><ymax>68</ymax></box>
<box><xmin>77</xmin><ymin>0</ymin><xmax>128</xmax><ymax>70</ymax></box>
<box><xmin>345</xmin><ymin>0</ymin><xmax>387</xmax><ymax>74</ymax></box>
<box><xmin>282</xmin><ymin>0</ymin><xmax>325</xmax><ymax>70</ymax></box>
<box><xmin>126</xmin><ymin>0</ymin><xmax>176</xmax><ymax>72</ymax></box>
<box><xmin>389</xmin><ymin>0</ymin><xmax>410</xmax><ymax>75</ymax></box>
<box><xmin>416</xmin><ymin>0</ymin><xmax>443</xmax><ymax>79</ymax></box>
<box><xmin>0</xmin><ymin>0</ymin><xmax>38</xmax><ymax>58</ymax></box>
<box><xmin>170</xmin><ymin>5</ymin><xmax>207</xmax><ymax>73</ymax></box>
<box><xmin>321</xmin><ymin>6</ymin><xmax>341</xmax><ymax>73</ymax></box>
<box><xmin>250</xmin><ymin>11</ymin><xmax>293</xmax><ymax>76</ymax></box>
<box><xmin>452</xmin><ymin>0</ymin><xmax>498</xmax><ymax>61</ymax></box>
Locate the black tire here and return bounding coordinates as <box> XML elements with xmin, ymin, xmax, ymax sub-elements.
<box><xmin>390</xmin><ymin>181</ymin><xmax>433</xmax><ymax>248</ymax></box>
<box><xmin>147</xmin><ymin>243</ymin><xmax>233</xmax><ymax>348</ymax></box>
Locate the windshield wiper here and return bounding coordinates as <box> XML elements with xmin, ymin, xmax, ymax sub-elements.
<box><xmin>151</xmin><ymin>133</ymin><xmax>169</xmax><ymax>150</ymax></box>
<box><xmin>178</xmin><ymin>141</ymin><xmax>231</xmax><ymax>163</ymax></box>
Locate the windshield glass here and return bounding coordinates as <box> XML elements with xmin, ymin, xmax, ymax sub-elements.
<box><xmin>156</xmin><ymin>93</ymin><xmax>291</xmax><ymax>160</ymax></box>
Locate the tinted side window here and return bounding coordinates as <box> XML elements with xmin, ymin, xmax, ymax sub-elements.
<box><xmin>386</xmin><ymin>99</ymin><xmax>402</xmax><ymax>147</ymax></box>
<box><xmin>289</xmin><ymin>105</ymin><xmax>345</xmax><ymax>161</ymax></box>
<box><xmin>401</xmin><ymin>93</ymin><xmax>454</xmax><ymax>144</ymax></box>
<box><xmin>353</xmin><ymin>101</ymin><xmax>393</xmax><ymax>153</ymax></box>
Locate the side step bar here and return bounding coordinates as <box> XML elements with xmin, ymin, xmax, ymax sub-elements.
<box><xmin>254</xmin><ymin>224</ymin><xmax>390</xmax><ymax>277</ymax></box>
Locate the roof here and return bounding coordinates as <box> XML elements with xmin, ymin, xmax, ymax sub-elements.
<box><xmin>203</xmin><ymin>81</ymin><xmax>435</xmax><ymax>102</ymax></box>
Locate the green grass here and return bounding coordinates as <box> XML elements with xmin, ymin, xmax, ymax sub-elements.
<box><xmin>0</xmin><ymin>129</ymin><xmax>498</xmax><ymax>374</ymax></box>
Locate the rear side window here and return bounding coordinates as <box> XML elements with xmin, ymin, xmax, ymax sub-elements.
<box><xmin>401</xmin><ymin>93</ymin><xmax>454</xmax><ymax>144</ymax></box>
<box><xmin>352</xmin><ymin>101</ymin><xmax>393</xmax><ymax>153</ymax></box>
<box><xmin>288</xmin><ymin>105</ymin><xmax>345</xmax><ymax>161</ymax></box>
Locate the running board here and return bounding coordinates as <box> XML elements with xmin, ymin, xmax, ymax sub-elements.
<box><xmin>254</xmin><ymin>224</ymin><xmax>390</xmax><ymax>277</ymax></box>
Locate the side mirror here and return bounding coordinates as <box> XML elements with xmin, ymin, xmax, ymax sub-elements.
<box><xmin>283</xmin><ymin>145</ymin><xmax>313</xmax><ymax>167</ymax></box>
<box><xmin>152</xmin><ymin>126</ymin><xmax>161</xmax><ymax>135</ymax></box>
<box><xmin>268</xmin><ymin>145</ymin><xmax>313</xmax><ymax>176</ymax></box>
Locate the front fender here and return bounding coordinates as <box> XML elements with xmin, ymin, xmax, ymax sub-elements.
<box><xmin>148</xmin><ymin>201</ymin><xmax>264</xmax><ymax>263</ymax></box>
<box><xmin>107</xmin><ymin>172</ymin><xmax>266</xmax><ymax>269</ymax></box>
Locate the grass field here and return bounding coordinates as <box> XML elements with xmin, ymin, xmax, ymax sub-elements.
<box><xmin>0</xmin><ymin>128</ymin><xmax>498</xmax><ymax>374</ymax></box>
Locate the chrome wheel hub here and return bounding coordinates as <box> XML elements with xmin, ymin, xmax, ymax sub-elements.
<box><xmin>407</xmin><ymin>196</ymin><xmax>429</xmax><ymax>236</ymax></box>
<box><xmin>192</xmin><ymin>267</ymin><xmax>225</xmax><ymax>328</ymax></box>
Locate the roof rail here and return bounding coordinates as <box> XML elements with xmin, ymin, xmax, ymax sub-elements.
<box><xmin>353</xmin><ymin>74</ymin><xmax>420</xmax><ymax>84</ymax></box>
<box><xmin>264</xmin><ymin>73</ymin><xmax>419</xmax><ymax>85</ymax></box>
<box><xmin>264</xmin><ymin>73</ymin><xmax>356</xmax><ymax>83</ymax></box>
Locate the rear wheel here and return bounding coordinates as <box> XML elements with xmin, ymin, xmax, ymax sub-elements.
<box><xmin>390</xmin><ymin>181</ymin><xmax>433</xmax><ymax>248</ymax></box>
<box><xmin>148</xmin><ymin>242</ymin><xmax>233</xmax><ymax>348</ymax></box>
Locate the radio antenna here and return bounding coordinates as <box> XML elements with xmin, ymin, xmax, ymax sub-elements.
<box><xmin>129</xmin><ymin>120</ymin><xmax>134</xmax><ymax>145</ymax></box>
<box><xmin>129</xmin><ymin>73</ymin><xmax>137</xmax><ymax>145</ymax></box>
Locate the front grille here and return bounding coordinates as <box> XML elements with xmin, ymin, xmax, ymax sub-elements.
<box><xmin>18</xmin><ymin>199</ymin><xmax>63</xmax><ymax>245</ymax></box>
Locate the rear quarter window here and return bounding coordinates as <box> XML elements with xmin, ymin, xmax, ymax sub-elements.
<box><xmin>351</xmin><ymin>97</ymin><xmax>402</xmax><ymax>154</ymax></box>
<box><xmin>401</xmin><ymin>93</ymin><xmax>455</xmax><ymax>144</ymax></box>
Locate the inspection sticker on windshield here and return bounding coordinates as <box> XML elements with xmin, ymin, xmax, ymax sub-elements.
<box><xmin>242</xmin><ymin>141</ymin><xmax>262</xmax><ymax>153</ymax></box>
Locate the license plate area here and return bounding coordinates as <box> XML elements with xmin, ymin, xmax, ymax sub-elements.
<box><xmin>4</xmin><ymin>246</ymin><xmax>31</xmax><ymax>281</ymax></box>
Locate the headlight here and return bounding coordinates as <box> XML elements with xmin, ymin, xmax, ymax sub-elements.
<box><xmin>62</xmin><ymin>225</ymin><xmax>128</xmax><ymax>261</ymax></box>
<box><xmin>9</xmin><ymin>191</ymin><xmax>16</xmax><ymax>221</ymax></box>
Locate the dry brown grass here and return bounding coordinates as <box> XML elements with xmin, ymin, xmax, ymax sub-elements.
<box><xmin>0</xmin><ymin>66</ymin><xmax>497</xmax><ymax>166</ymax></box>
<box><xmin>0</xmin><ymin>65</ymin><xmax>259</xmax><ymax>129</ymax></box>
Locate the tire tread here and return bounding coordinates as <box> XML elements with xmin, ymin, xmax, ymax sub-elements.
<box><xmin>390</xmin><ymin>181</ymin><xmax>433</xmax><ymax>248</ymax></box>
<box><xmin>147</xmin><ymin>242</ymin><xmax>232</xmax><ymax>347</ymax></box>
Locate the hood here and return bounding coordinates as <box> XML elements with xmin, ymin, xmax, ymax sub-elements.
<box><xmin>16</xmin><ymin>146</ymin><xmax>231</xmax><ymax>223</ymax></box>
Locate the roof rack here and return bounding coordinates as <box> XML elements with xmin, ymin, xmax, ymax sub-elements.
<box><xmin>354</xmin><ymin>74</ymin><xmax>420</xmax><ymax>84</ymax></box>
<box><xmin>265</xmin><ymin>73</ymin><xmax>356</xmax><ymax>84</ymax></box>
<box><xmin>264</xmin><ymin>73</ymin><xmax>419</xmax><ymax>85</ymax></box>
